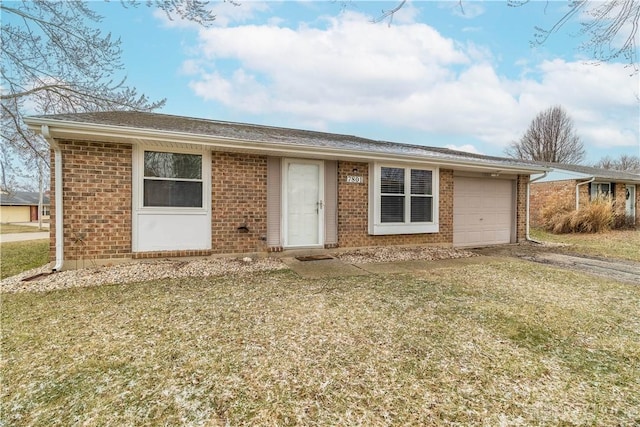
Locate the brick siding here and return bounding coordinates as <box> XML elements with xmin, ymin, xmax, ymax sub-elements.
<box><xmin>614</xmin><ymin>182</ymin><xmax>640</xmax><ymax>224</ymax></box>
<box><xmin>516</xmin><ymin>175</ymin><xmax>529</xmax><ymax>241</ymax></box>
<box><xmin>211</xmin><ymin>152</ymin><xmax>268</xmax><ymax>254</ymax></box>
<box><xmin>50</xmin><ymin>140</ymin><xmax>132</xmax><ymax>263</ymax></box>
<box><xmin>336</xmin><ymin>161</ymin><xmax>454</xmax><ymax>247</ymax></box>
<box><xmin>51</xmin><ymin>146</ymin><xmax>535</xmax><ymax>266</ymax></box>
<box><xmin>637</xmin><ymin>184</ymin><xmax>640</xmax><ymax>224</ymax></box>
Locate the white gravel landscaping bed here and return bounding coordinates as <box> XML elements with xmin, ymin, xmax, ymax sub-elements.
<box><xmin>2</xmin><ymin>246</ymin><xmax>478</xmax><ymax>293</ymax></box>
<box><xmin>1</xmin><ymin>257</ymin><xmax>288</xmax><ymax>294</ymax></box>
<box><xmin>335</xmin><ymin>246</ymin><xmax>477</xmax><ymax>264</ymax></box>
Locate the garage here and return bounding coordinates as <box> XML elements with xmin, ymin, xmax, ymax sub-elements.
<box><xmin>453</xmin><ymin>176</ymin><xmax>515</xmax><ymax>247</ymax></box>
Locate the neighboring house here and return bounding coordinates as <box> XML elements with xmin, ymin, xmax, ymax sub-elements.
<box><xmin>529</xmin><ymin>162</ymin><xmax>640</xmax><ymax>227</ymax></box>
<box><xmin>25</xmin><ymin>111</ymin><xmax>548</xmax><ymax>271</ymax></box>
<box><xmin>0</xmin><ymin>191</ymin><xmax>50</xmax><ymax>223</ymax></box>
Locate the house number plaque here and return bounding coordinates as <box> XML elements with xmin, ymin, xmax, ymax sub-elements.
<box><xmin>346</xmin><ymin>175</ymin><xmax>363</xmax><ymax>183</ymax></box>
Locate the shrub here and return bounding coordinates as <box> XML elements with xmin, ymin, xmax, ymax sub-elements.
<box><xmin>541</xmin><ymin>195</ymin><xmax>614</xmax><ymax>234</ymax></box>
<box><xmin>570</xmin><ymin>197</ymin><xmax>613</xmax><ymax>233</ymax></box>
<box><xmin>540</xmin><ymin>192</ymin><xmax>574</xmax><ymax>233</ymax></box>
<box><xmin>612</xmin><ymin>203</ymin><xmax>636</xmax><ymax>229</ymax></box>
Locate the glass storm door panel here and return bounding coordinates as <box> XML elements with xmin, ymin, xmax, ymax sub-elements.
<box><xmin>285</xmin><ymin>161</ymin><xmax>323</xmax><ymax>247</ymax></box>
<box><xmin>626</xmin><ymin>185</ymin><xmax>636</xmax><ymax>220</ymax></box>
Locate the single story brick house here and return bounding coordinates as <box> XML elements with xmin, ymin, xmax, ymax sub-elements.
<box><xmin>529</xmin><ymin>162</ymin><xmax>640</xmax><ymax>227</ymax></box>
<box><xmin>0</xmin><ymin>191</ymin><xmax>50</xmax><ymax>223</ymax></box>
<box><xmin>25</xmin><ymin>111</ymin><xmax>548</xmax><ymax>271</ymax></box>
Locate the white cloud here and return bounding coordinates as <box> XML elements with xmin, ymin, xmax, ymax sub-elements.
<box><xmin>183</xmin><ymin>10</ymin><xmax>639</xmax><ymax>154</ymax></box>
<box><xmin>513</xmin><ymin>59</ymin><xmax>640</xmax><ymax>149</ymax></box>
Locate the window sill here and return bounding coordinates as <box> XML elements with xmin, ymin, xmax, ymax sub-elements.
<box><xmin>136</xmin><ymin>207</ymin><xmax>208</xmax><ymax>215</ymax></box>
<box><xmin>370</xmin><ymin>223</ymin><xmax>439</xmax><ymax>235</ymax></box>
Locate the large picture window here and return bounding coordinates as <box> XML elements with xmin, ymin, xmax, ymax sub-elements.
<box><xmin>143</xmin><ymin>151</ymin><xmax>203</xmax><ymax>208</ymax></box>
<box><xmin>371</xmin><ymin>164</ymin><xmax>438</xmax><ymax>235</ymax></box>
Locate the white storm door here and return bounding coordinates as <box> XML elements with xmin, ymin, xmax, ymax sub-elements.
<box><xmin>626</xmin><ymin>185</ymin><xmax>636</xmax><ymax>221</ymax></box>
<box><xmin>284</xmin><ymin>160</ymin><xmax>324</xmax><ymax>247</ymax></box>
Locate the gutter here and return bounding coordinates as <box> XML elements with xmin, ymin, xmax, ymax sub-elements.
<box><xmin>41</xmin><ymin>125</ymin><xmax>64</xmax><ymax>271</ymax></box>
<box><xmin>24</xmin><ymin>117</ymin><xmax>548</xmax><ymax>175</ymax></box>
<box><xmin>576</xmin><ymin>178</ymin><xmax>595</xmax><ymax>210</ymax></box>
<box><xmin>526</xmin><ymin>171</ymin><xmax>549</xmax><ymax>242</ymax></box>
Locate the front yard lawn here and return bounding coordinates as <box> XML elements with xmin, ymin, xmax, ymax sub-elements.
<box><xmin>0</xmin><ymin>223</ymin><xmax>48</xmax><ymax>234</ymax></box>
<box><xmin>531</xmin><ymin>228</ymin><xmax>640</xmax><ymax>262</ymax></box>
<box><xmin>0</xmin><ymin>240</ymin><xmax>49</xmax><ymax>279</ymax></box>
<box><xmin>3</xmin><ymin>260</ymin><xmax>639</xmax><ymax>426</ymax></box>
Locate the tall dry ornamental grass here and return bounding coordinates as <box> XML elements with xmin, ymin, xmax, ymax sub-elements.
<box><xmin>541</xmin><ymin>194</ymin><xmax>614</xmax><ymax>234</ymax></box>
<box><xmin>540</xmin><ymin>192</ymin><xmax>575</xmax><ymax>233</ymax></box>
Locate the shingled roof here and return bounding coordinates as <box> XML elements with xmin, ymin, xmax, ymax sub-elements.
<box><xmin>25</xmin><ymin>111</ymin><xmax>548</xmax><ymax>173</ymax></box>
<box><xmin>0</xmin><ymin>191</ymin><xmax>50</xmax><ymax>206</ymax></box>
<box><xmin>538</xmin><ymin>162</ymin><xmax>640</xmax><ymax>183</ymax></box>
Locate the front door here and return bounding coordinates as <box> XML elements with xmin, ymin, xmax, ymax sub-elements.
<box><xmin>626</xmin><ymin>184</ymin><xmax>636</xmax><ymax>221</ymax></box>
<box><xmin>284</xmin><ymin>159</ymin><xmax>324</xmax><ymax>247</ymax></box>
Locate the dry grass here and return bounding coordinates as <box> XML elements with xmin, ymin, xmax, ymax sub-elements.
<box><xmin>541</xmin><ymin>194</ymin><xmax>615</xmax><ymax>234</ymax></box>
<box><xmin>3</xmin><ymin>261</ymin><xmax>639</xmax><ymax>426</ymax></box>
<box><xmin>531</xmin><ymin>228</ymin><xmax>640</xmax><ymax>262</ymax></box>
<box><xmin>0</xmin><ymin>223</ymin><xmax>47</xmax><ymax>234</ymax></box>
<box><xmin>0</xmin><ymin>240</ymin><xmax>50</xmax><ymax>279</ymax></box>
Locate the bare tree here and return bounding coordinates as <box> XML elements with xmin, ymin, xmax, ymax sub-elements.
<box><xmin>0</xmin><ymin>0</ymin><xmax>217</xmax><ymax>187</ymax></box>
<box><xmin>505</xmin><ymin>105</ymin><xmax>585</xmax><ymax>164</ymax></box>
<box><xmin>594</xmin><ymin>154</ymin><xmax>640</xmax><ymax>172</ymax></box>
<box><xmin>372</xmin><ymin>0</ymin><xmax>639</xmax><ymax>73</ymax></box>
<box><xmin>518</xmin><ymin>0</ymin><xmax>639</xmax><ymax>73</ymax></box>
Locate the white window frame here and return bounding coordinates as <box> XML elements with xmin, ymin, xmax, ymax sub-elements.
<box><xmin>369</xmin><ymin>163</ymin><xmax>439</xmax><ymax>235</ymax></box>
<box><xmin>590</xmin><ymin>182</ymin><xmax>611</xmax><ymax>200</ymax></box>
<box><xmin>133</xmin><ymin>146</ymin><xmax>210</xmax><ymax>214</ymax></box>
<box><xmin>132</xmin><ymin>145</ymin><xmax>211</xmax><ymax>253</ymax></box>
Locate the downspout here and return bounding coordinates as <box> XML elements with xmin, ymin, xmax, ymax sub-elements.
<box><xmin>41</xmin><ymin>125</ymin><xmax>64</xmax><ymax>271</ymax></box>
<box><xmin>526</xmin><ymin>171</ymin><xmax>548</xmax><ymax>242</ymax></box>
<box><xmin>575</xmin><ymin>178</ymin><xmax>595</xmax><ymax>210</ymax></box>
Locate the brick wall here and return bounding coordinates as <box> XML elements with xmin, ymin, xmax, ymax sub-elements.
<box><xmin>50</xmin><ymin>143</ymin><xmax>545</xmax><ymax>265</ymax></box>
<box><xmin>211</xmin><ymin>152</ymin><xmax>268</xmax><ymax>253</ymax></box>
<box><xmin>336</xmin><ymin>161</ymin><xmax>453</xmax><ymax>247</ymax></box>
<box><xmin>516</xmin><ymin>175</ymin><xmax>529</xmax><ymax>241</ymax></box>
<box><xmin>614</xmin><ymin>182</ymin><xmax>640</xmax><ymax>224</ymax></box>
<box><xmin>636</xmin><ymin>184</ymin><xmax>640</xmax><ymax>225</ymax></box>
<box><xmin>50</xmin><ymin>140</ymin><xmax>132</xmax><ymax>263</ymax></box>
<box><xmin>613</xmin><ymin>182</ymin><xmax>629</xmax><ymax>215</ymax></box>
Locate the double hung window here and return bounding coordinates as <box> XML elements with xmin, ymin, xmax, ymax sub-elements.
<box><xmin>143</xmin><ymin>151</ymin><xmax>203</xmax><ymax>208</ymax></box>
<box><xmin>371</xmin><ymin>164</ymin><xmax>438</xmax><ymax>235</ymax></box>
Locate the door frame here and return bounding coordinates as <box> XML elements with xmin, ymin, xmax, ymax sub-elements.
<box><xmin>626</xmin><ymin>184</ymin><xmax>636</xmax><ymax>223</ymax></box>
<box><xmin>281</xmin><ymin>158</ymin><xmax>325</xmax><ymax>248</ymax></box>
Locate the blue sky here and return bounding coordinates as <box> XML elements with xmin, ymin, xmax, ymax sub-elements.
<box><xmin>89</xmin><ymin>1</ymin><xmax>638</xmax><ymax>164</ymax></box>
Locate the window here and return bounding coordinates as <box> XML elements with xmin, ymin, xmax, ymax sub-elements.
<box><xmin>590</xmin><ymin>182</ymin><xmax>611</xmax><ymax>200</ymax></box>
<box><xmin>143</xmin><ymin>151</ymin><xmax>203</xmax><ymax>208</ymax></box>
<box><xmin>371</xmin><ymin>164</ymin><xmax>438</xmax><ymax>235</ymax></box>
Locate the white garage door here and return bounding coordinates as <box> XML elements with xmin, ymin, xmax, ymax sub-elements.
<box><xmin>453</xmin><ymin>177</ymin><xmax>514</xmax><ymax>247</ymax></box>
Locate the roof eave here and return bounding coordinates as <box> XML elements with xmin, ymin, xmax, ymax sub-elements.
<box><xmin>25</xmin><ymin>117</ymin><xmax>549</xmax><ymax>175</ymax></box>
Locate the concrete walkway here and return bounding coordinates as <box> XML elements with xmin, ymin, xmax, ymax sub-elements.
<box><xmin>280</xmin><ymin>257</ymin><xmax>370</xmax><ymax>278</ymax></box>
<box><xmin>282</xmin><ymin>255</ymin><xmax>502</xmax><ymax>278</ymax></box>
<box><xmin>0</xmin><ymin>232</ymin><xmax>49</xmax><ymax>243</ymax></box>
<box><xmin>283</xmin><ymin>251</ymin><xmax>640</xmax><ymax>284</ymax></box>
